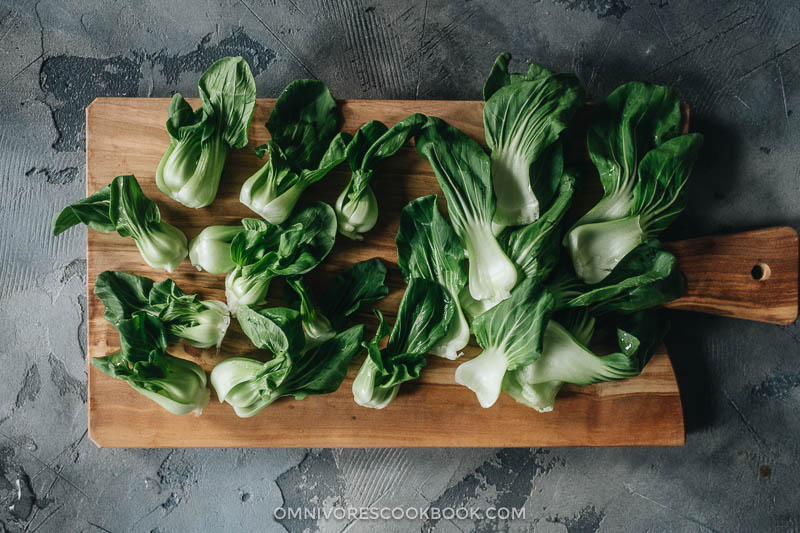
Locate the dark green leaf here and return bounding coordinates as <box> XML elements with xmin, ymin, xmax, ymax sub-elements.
<box><xmin>632</xmin><ymin>133</ymin><xmax>704</xmax><ymax>235</ymax></box>
<box><xmin>396</xmin><ymin>195</ymin><xmax>466</xmax><ymax>296</ymax></box>
<box><xmin>482</xmin><ymin>52</ymin><xmax>553</xmax><ymax>101</ymax></box>
<box><xmin>91</xmin><ymin>350</ymin><xmax>131</xmax><ymax>379</ymax></box>
<box><xmin>472</xmin><ymin>277</ymin><xmax>554</xmax><ymax>370</ymax></box>
<box><xmin>283</xmin><ymin>325</ymin><xmax>365</xmax><ymax>398</ymax></box>
<box><xmin>116</xmin><ymin>312</ymin><xmax>169</xmax><ymax>364</ymax></box>
<box><xmin>415</xmin><ymin>117</ymin><xmax>494</xmax><ymax>230</ymax></box>
<box><xmin>556</xmin><ymin>240</ymin><xmax>686</xmax><ymax>314</ymax></box>
<box><xmin>236</xmin><ymin>305</ymin><xmax>305</xmax><ymax>356</ymax></box>
<box><xmin>198</xmin><ymin>56</ymin><xmax>257</xmax><ymax>150</ymax></box>
<box><xmin>586</xmin><ymin>82</ymin><xmax>682</xmax><ymax>216</ymax></box>
<box><xmin>386</xmin><ymin>278</ymin><xmax>454</xmax><ymax>357</ymax></box>
<box><xmin>93</xmin><ymin>271</ymin><xmax>154</xmax><ymax>325</ymax></box>
<box><xmin>266</xmin><ymin>79</ymin><xmax>339</xmax><ymax>168</ymax></box>
<box><xmin>166</xmin><ymin>93</ymin><xmax>205</xmax><ymax>140</ymax></box>
<box><xmin>483</xmin><ymin>66</ymin><xmax>581</xmax><ymax>226</ymax></box>
<box><xmin>345</xmin><ymin>121</ymin><xmax>388</xmax><ymax>173</ymax></box>
<box><xmin>52</xmin><ymin>185</ymin><xmax>114</xmax><ymax>236</ymax></box>
<box><xmin>318</xmin><ymin>258</ymin><xmax>389</xmax><ymax>330</ymax></box>
<box><xmin>108</xmin><ymin>175</ymin><xmax>160</xmax><ymax>239</ymax></box>
<box><xmin>499</xmin><ymin>170</ymin><xmax>575</xmax><ymax>281</ymax></box>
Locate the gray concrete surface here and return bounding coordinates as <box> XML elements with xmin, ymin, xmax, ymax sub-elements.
<box><xmin>0</xmin><ymin>0</ymin><xmax>798</xmax><ymax>531</ymax></box>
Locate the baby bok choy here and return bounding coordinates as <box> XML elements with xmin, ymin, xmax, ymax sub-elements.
<box><xmin>335</xmin><ymin>114</ymin><xmax>427</xmax><ymax>239</ymax></box>
<box><xmin>564</xmin><ymin>82</ymin><xmax>703</xmax><ymax>284</ymax></box>
<box><xmin>482</xmin><ymin>52</ymin><xmax>583</xmax><ymax>227</ymax></box>
<box><xmin>353</xmin><ymin>278</ymin><xmax>454</xmax><ymax>409</ymax></box>
<box><xmin>225</xmin><ymin>202</ymin><xmax>336</xmax><ymax>312</ymax></box>
<box><xmin>454</xmin><ymin>278</ymin><xmax>554</xmax><ymax>408</ymax></box>
<box><xmin>287</xmin><ymin>258</ymin><xmax>390</xmax><ymax>350</ymax></box>
<box><xmin>503</xmin><ymin>309</ymin><xmax>666</xmax><ymax>412</ymax></box>
<box><xmin>92</xmin><ymin>312</ymin><xmax>210</xmax><ymax>415</ymax></box>
<box><xmin>396</xmin><ymin>195</ymin><xmax>469</xmax><ymax>360</ymax></box>
<box><xmin>53</xmin><ymin>175</ymin><xmax>188</xmax><ymax>272</ymax></box>
<box><xmin>416</xmin><ymin>117</ymin><xmax>517</xmax><ymax>307</ymax></box>
<box><xmin>210</xmin><ymin>304</ymin><xmax>364</xmax><ymax>417</ymax></box>
<box><xmin>94</xmin><ymin>271</ymin><xmax>230</xmax><ymax>349</ymax></box>
<box><xmin>240</xmin><ymin>80</ymin><xmax>349</xmax><ymax>223</ymax></box>
<box><xmin>156</xmin><ymin>57</ymin><xmax>256</xmax><ymax>208</ymax></box>
<box><xmin>188</xmin><ymin>224</ymin><xmax>244</xmax><ymax>274</ymax></box>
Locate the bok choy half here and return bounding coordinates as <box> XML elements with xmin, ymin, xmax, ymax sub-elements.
<box><xmin>565</xmin><ymin>82</ymin><xmax>703</xmax><ymax>284</ymax></box>
<box><xmin>482</xmin><ymin>53</ymin><xmax>583</xmax><ymax>227</ymax></box>
<box><xmin>416</xmin><ymin>117</ymin><xmax>518</xmax><ymax>307</ymax></box>
<box><xmin>53</xmin><ymin>175</ymin><xmax>188</xmax><ymax>272</ymax></box>
<box><xmin>156</xmin><ymin>57</ymin><xmax>257</xmax><ymax>208</ymax></box>
<box><xmin>503</xmin><ymin>308</ymin><xmax>666</xmax><ymax>412</ymax></box>
<box><xmin>335</xmin><ymin>114</ymin><xmax>427</xmax><ymax>240</ymax></box>
<box><xmin>211</xmin><ymin>304</ymin><xmax>365</xmax><ymax>417</ymax></box>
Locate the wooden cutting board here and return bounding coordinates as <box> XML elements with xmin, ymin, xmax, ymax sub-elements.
<box><xmin>85</xmin><ymin>98</ymin><xmax>798</xmax><ymax>448</ymax></box>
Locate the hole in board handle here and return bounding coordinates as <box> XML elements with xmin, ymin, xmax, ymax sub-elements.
<box><xmin>751</xmin><ymin>263</ymin><xmax>771</xmax><ymax>281</ymax></box>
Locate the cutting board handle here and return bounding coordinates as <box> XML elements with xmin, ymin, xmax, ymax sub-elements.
<box><xmin>664</xmin><ymin>226</ymin><xmax>799</xmax><ymax>324</ymax></box>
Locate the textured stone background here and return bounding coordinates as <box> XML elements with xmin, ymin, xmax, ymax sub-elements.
<box><xmin>1</xmin><ymin>0</ymin><xmax>799</xmax><ymax>531</ymax></box>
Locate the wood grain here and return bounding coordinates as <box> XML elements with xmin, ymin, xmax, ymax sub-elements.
<box><xmin>664</xmin><ymin>227</ymin><xmax>798</xmax><ymax>324</ymax></box>
<box><xmin>84</xmin><ymin>97</ymin><xmax>694</xmax><ymax>448</ymax></box>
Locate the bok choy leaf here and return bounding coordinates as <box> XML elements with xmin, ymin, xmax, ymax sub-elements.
<box><xmin>94</xmin><ymin>271</ymin><xmax>231</xmax><ymax>349</ymax></box>
<box><xmin>550</xmin><ymin>240</ymin><xmax>685</xmax><ymax>315</ymax></box>
<box><xmin>92</xmin><ymin>312</ymin><xmax>210</xmax><ymax>415</ymax></box>
<box><xmin>287</xmin><ymin>258</ymin><xmax>390</xmax><ymax>348</ymax></box>
<box><xmin>482</xmin><ymin>53</ymin><xmax>582</xmax><ymax>227</ymax></box>
<box><xmin>396</xmin><ymin>195</ymin><xmax>469</xmax><ymax>359</ymax></box>
<box><xmin>454</xmin><ymin>278</ymin><xmax>554</xmax><ymax>408</ymax></box>
<box><xmin>498</xmin><ymin>168</ymin><xmax>576</xmax><ymax>283</ymax></box>
<box><xmin>504</xmin><ymin>309</ymin><xmax>666</xmax><ymax>412</ymax></box>
<box><xmin>335</xmin><ymin>114</ymin><xmax>427</xmax><ymax>239</ymax></box>
<box><xmin>211</xmin><ymin>303</ymin><xmax>364</xmax><ymax>417</ymax></box>
<box><xmin>53</xmin><ymin>175</ymin><xmax>188</xmax><ymax>272</ymax></box>
<box><xmin>224</xmin><ymin>202</ymin><xmax>336</xmax><ymax>312</ymax></box>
